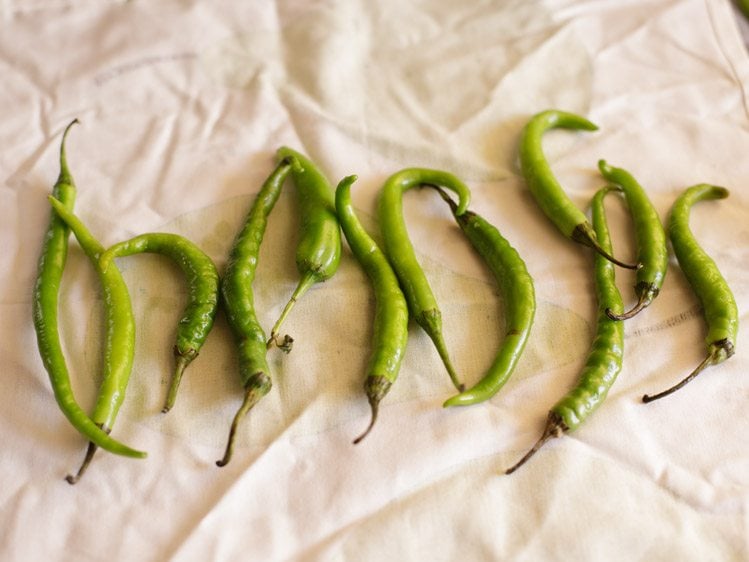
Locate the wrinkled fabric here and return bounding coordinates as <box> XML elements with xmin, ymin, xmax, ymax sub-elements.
<box><xmin>1</xmin><ymin>1</ymin><xmax>748</xmax><ymax>560</ymax></box>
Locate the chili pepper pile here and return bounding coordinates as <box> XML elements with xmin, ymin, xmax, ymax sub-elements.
<box><xmin>32</xmin><ymin>112</ymin><xmax>738</xmax><ymax>483</ymax></box>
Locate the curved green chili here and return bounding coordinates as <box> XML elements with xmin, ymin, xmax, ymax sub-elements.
<box><xmin>519</xmin><ymin>110</ymin><xmax>638</xmax><ymax>270</ymax></box>
<box><xmin>506</xmin><ymin>185</ymin><xmax>624</xmax><ymax>474</ymax></box>
<box><xmin>643</xmin><ymin>184</ymin><xmax>738</xmax><ymax>402</ymax></box>
<box><xmin>217</xmin><ymin>157</ymin><xmax>297</xmax><ymax>467</ymax></box>
<box><xmin>378</xmin><ymin>168</ymin><xmax>471</xmax><ymax>392</ymax></box>
<box><xmin>100</xmin><ymin>233</ymin><xmax>220</xmax><ymax>413</ymax></box>
<box><xmin>598</xmin><ymin>160</ymin><xmax>667</xmax><ymax>320</ymax></box>
<box><xmin>48</xmin><ymin>196</ymin><xmax>142</xmax><ymax>484</ymax></box>
<box><xmin>335</xmin><ymin>175</ymin><xmax>409</xmax><ymax>443</ymax></box>
<box><xmin>32</xmin><ymin>120</ymin><xmax>145</xmax><ymax>471</ymax></box>
<box><xmin>431</xmin><ymin>187</ymin><xmax>536</xmax><ymax>407</ymax></box>
<box><xmin>268</xmin><ymin>147</ymin><xmax>342</xmax><ymax>351</ymax></box>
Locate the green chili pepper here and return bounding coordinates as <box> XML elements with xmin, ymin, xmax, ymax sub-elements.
<box><xmin>378</xmin><ymin>168</ymin><xmax>471</xmax><ymax>392</ymax></box>
<box><xmin>643</xmin><ymin>184</ymin><xmax>738</xmax><ymax>402</ymax></box>
<box><xmin>31</xmin><ymin>120</ymin><xmax>145</xmax><ymax>473</ymax></box>
<box><xmin>217</xmin><ymin>157</ymin><xmax>297</xmax><ymax>467</ymax></box>
<box><xmin>47</xmin><ymin>196</ymin><xmax>142</xmax><ymax>484</ymax></box>
<box><xmin>99</xmin><ymin>233</ymin><xmax>220</xmax><ymax>413</ymax></box>
<box><xmin>598</xmin><ymin>160</ymin><xmax>667</xmax><ymax>320</ymax></box>
<box><xmin>506</xmin><ymin>185</ymin><xmax>624</xmax><ymax>474</ymax></box>
<box><xmin>519</xmin><ymin>110</ymin><xmax>638</xmax><ymax>270</ymax></box>
<box><xmin>334</xmin><ymin>175</ymin><xmax>409</xmax><ymax>443</ymax></box>
<box><xmin>431</xmin><ymin>187</ymin><xmax>536</xmax><ymax>407</ymax></box>
<box><xmin>267</xmin><ymin>147</ymin><xmax>342</xmax><ymax>352</ymax></box>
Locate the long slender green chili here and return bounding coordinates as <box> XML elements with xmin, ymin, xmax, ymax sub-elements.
<box><xmin>643</xmin><ymin>184</ymin><xmax>738</xmax><ymax>402</ymax></box>
<box><xmin>519</xmin><ymin>110</ymin><xmax>638</xmax><ymax>270</ymax></box>
<box><xmin>99</xmin><ymin>233</ymin><xmax>220</xmax><ymax>413</ymax></box>
<box><xmin>506</xmin><ymin>185</ymin><xmax>624</xmax><ymax>474</ymax></box>
<box><xmin>431</xmin><ymin>187</ymin><xmax>535</xmax><ymax>407</ymax></box>
<box><xmin>378</xmin><ymin>168</ymin><xmax>470</xmax><ymax>392</ymax></box>
<box><xmin>598</xmin><ymin>160</ymin><xmax>667</xmax><ymax>320</ymax></box>
<box><xmin>267</xmin><ymin>147</ymin><xmax>342</xmax><ymax>352</ymax></box>
<box><xmin>217</xmin><ymin>157</ymin><xmax>297</xmax><ymax>467</ymax></box>
<box><xmin>334</xmin><ymin>175</ymin><xmax>409</xmax><ymax>444</ymax></box>
<box><xmin>48</xmin><ymin>196</ymin><xmax>142</xmax><ymax>484</ymax></box>
<box><xmin>32</xmin><ymin>120</ymin><xmax>145</xmax><ymax>470</ymax></box>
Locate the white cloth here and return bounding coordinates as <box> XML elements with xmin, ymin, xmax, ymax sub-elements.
<box><xmin>2</xmin><ymin>1</ymin><xmax>748</xmax><ymax>560</ymax></box>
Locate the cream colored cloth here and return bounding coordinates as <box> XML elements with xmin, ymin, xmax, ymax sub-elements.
<box><xmin>2</xmin><ymin>1</ymin><xmax>748</xmax><ymax>560</ymax></box>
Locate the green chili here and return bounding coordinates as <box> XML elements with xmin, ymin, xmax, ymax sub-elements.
<box><xmin>431</xmin><ymin>187</ymin><xmax>535</xmax><ymax>407</ymax></box>
<box><xmin>48</xmin><ymin>196</ymin><xmax>142</xmax><ymax>484</ymax></box>
<box><xmin>378</xmin><ymin>168</ymin><xmax>471</xmax><ymax>392</ymax></box>
<box><xmin>99</xmin><ymin>233</ymin><xmax>220</xmax><ymax>412</ymax></box>
<box><xmin>643</xmin><ymin>184</ymin><xmax>738</xmax><ymax>402</ymax></box>
<box><xmin>519</xmin><ymin>109</ymin><xmax>638</xmax><ymax>269</ymax></box>
<box><xmin>506</xmin><ymin>185</ymin><xmax>624</xmax><ymax>474</ymax></box>
<box><xmin>217</xmin><ymin>158</ymin><xmax>297</xmax><ymax>467</ymax></box>
<box><xmin>267</xmin><ymin>147</ymin><xmax>342</xmax><ymax>352</ymax></box>
<box><xmin>598</xmin><ymin>160</ymin><xmax>667</xmax><ymax>320</ymax></box>
<box><xmin>334</xmin><ymin>175</ymin><xmax>409</xmax><ymax>443</ymax></box>
<box><xmin>31</xmin><ymin>120</ymin><xmax>145</xmax><ymax>473</ymax></box>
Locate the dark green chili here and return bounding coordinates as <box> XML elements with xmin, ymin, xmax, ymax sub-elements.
<box><xmin>335</xmin><ymin>175</ymin><xmax>409</xmax><ymax>444</ymax></box>
<box><xmin>217</xmin><ymin>157</ymin><xmax>297</xmax><ymax>467</ymax></box>
<box><xmin>99</xmin><ymin>233</ymin><xmax>220</xmax><ymax>413</ymax></box>
<box><xmin>378</xmin><ymin>168</ymin><xmax>471</xmax><ymax>392</ymax></box>
<box><xmin>431</xmin><ymin>187</ymin><xmax>535</xmax><ymax>407</ymax></box>
<box><xmin>598</xmin><ymin>160</ymin><xmax>667</xmax><ymax>320</ymax></box>
<box><xmin>268</xmin><ymin>147</ymin><xmax>342</xmax><ymax>351</ymax></box>
<box><xmin>32</xmin><ymin>120</ymin><xmax>145</xmax><ymax>472</ymax></box>
<box><xmin>506</xmin><ymin>185</ymin><xmax>624</xmax><ymax>474</ymax></box>
<box><xmin>48</xmin><ymin>196</ymin><xmax>142</xmax><ymax>484</ymax></box>
<box><xmin>643</xmin><ymin>184</ymin><xmax>738</xmax><ymax>402</ymax></box>
<box><xmin>519</xmin><ymin>109</ymin><xmax>638</xmax><ymax>270</ymax></box>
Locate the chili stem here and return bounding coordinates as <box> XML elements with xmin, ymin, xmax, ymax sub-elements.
<box><xmin>65</xmin><ymin>441</ymin><xmax>99</xmax><ymax>484</ymax></box>
<box><xmin>573</xmin><ymin>226</ymin><xmax>640</xmax><ymax>270</ymax></box>
<box><xmin>642</xmin><ymin>353</ymin><xmax>713</xmax><ymax>403</ymax></box>
<box><xmin>606</xmin><ymin>294</ymin><xmax>648</xmax><ymax>321</ymax></box>
<box><xmin>352</xmin><ymin>401</ymin><xmax>379</xmax><ymax>445</ymax></box>
<box><xmin>163</xmin><ymin>355</ymin><xmax>189</xmax><ymax>413</ymax></box>
<box><xmin>267</xmin><ymin>271</ymin><xmax>317</xmax><ymax>351</ymax></box>
<box><xmin>430</xmin><ymin>331</ymin><xmax>465</xmax><ymax>392</ymax></box>
<box><xmin>505</xmin><ymin>413</ymin><xmax>565</xmax><ymax>474</ymax></box>
<box><xmin>216</xmin><ymin>384</ymin><xmax>267</xmax><ymax>467</ymax></box>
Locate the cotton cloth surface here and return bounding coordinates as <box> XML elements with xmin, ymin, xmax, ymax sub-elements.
<box><xmin>2</xmin><ymin>1</ymin><xmax>749</xmax><ymax>560</ymax></box>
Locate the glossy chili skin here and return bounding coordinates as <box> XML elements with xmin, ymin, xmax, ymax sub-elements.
<box><xmin>432</xmin><ymin>188</ymin><xmax>536</xmax><ymax>407</ymax></box>
<box><xmin>100</xmin><ymin>233</ymin><xmax>220</xmax><ymax>412</ymax></box>
<box><xmin>519</xmin><ymin>110</ymin><xmax>637</xmax><ymax>269</ymax></box>
<box><xmin>48</xmin><ymin>197</ymin><xmax>144</xmax><ymax>483</ymax></box>
<box><xmin>32</xmin><ymin>120</ymin><xmax>145</xmax><ymax>463</ymax></box>
<box><xmin>506</xmin><ymin>185</ymin><xmax>624</xmax><ymax>474</ymax></box>
<box><xmin>598</xmin><ymin>160</ymin><xmax>667</xmax><ymax>320</ymax></box>
<box><xmin>217</xmin><ymin>158</ymin><xmax>296</xmax><ymax>466</ymax></box>
<box><xmin>378</xmin><ymin>168</ymin><xmax>471</xmax><ymax>392</ymax></box>
<box><xmin>269</xmin><ymin>147</ymin><xmax>342</xmax><ymax>349</ymax></box>
<box><xmin>335</xmin><ymin>175</ymin><xmax>409</xmax><ymax>443</ymax></box>
<box><xmin>643</xmin><ymin>184</ymin><xmax>737</xmax><ymax>402</ymax></box>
